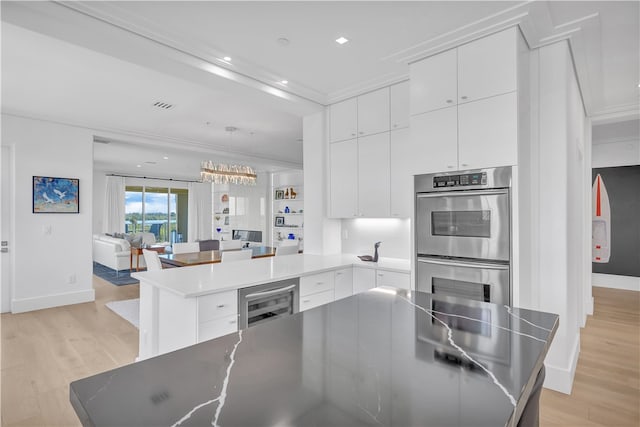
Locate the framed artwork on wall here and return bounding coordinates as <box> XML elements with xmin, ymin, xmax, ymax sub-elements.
<box><xmin>32</xmin><ymin>176</ymin><xmax>79</xmax><ymax>213</ymax></box>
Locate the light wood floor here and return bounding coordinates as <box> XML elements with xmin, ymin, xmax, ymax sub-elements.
<box><xmin>540</xmin><ymin>286</ymin><xmax>640</xmax><ymax>427</ymax></box>
<box><xmin>1</xmin><ymin>277</ymin><xmax>139</xmax><ymax>426</ymax></box>
<box><xmin>1</xmin><ymin>283</ymin><xmax>638</xmax><ymax>426</ymax></box>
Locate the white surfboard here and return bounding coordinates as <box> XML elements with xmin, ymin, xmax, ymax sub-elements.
<box><xmin>592</xmin><ymin>174</ymin><xmax>611</xmax><ymax>263</ymax></box>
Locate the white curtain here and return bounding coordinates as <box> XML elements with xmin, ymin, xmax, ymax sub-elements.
<box><xmin>103</xmin><ymin>175</ymin><xmax>125</xmax><ymax>234</ymax></box>
<box><xmin>188</xmin><ymin>182</ymin><xmax>212</xmax><ymax>242</ymax></box>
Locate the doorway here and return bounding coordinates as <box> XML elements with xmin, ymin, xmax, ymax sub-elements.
<box><xmin>1</xmin><ymin>145</ymin><xmax>14</xmax><ymax>313</ymax></box>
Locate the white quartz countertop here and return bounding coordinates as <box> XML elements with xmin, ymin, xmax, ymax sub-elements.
<box><xmin>131</xmin><ymin>254</ymin><xmax>410</xmax><ymax>298</ymax></box>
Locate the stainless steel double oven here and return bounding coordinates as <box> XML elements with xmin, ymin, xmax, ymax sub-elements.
<box><xmin>415</xmin><ymin>167</ymin><xmax>512</xmax><ymax>305</ymax></box>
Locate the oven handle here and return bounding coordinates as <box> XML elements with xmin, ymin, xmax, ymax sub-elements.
<box><xmin>416</xmin><ymin>188</ymin><xmax>508</xmax><ymax>198</ymax></box>
<box><xmin>417</xmin><ymin>257</ymin><xmax>509</xmax><ymax>270</ymax></box>
<box><xmin>244</xmin><ymin>284</ymin><xmax>297</xmax><ymax>299</ymax></box>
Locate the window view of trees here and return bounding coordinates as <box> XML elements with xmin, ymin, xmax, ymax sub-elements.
<box><xmin>125</xmin><ymin>185</ymin><xmax>188</xmax><ymax>243</ymax></box>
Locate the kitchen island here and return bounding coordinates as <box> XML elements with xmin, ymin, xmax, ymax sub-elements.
<box><xmin>70</xmin><ymin>288</ymin><xmax>557</xmax><ymax>427</ymax></box>
<box><xmin>132</xmin><ymin>254</ymin><xmax>410</xmax><ymax>360</ymax></box>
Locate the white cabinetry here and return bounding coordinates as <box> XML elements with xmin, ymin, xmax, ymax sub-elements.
<box><xmin>300</xmin><ymin>271</ymin><xmax>335</xmax><ymax>312</ymax></box>
<box><xmin>457</xmin><ymin>28</ymin><xmax>517</xmax><ymax>104</ymax></box>
<box><xmin>334</xmin><ymin>268</ymin><xmax>353</xmax><ymax>300</ymax></box>
<box><xmin>409</xmin><ymin>27</ymin><xmax>521</xmax><ymax>173</ymax></box>
<box><xmin>409</xmin><ymin>107</ymin><xmax>458</xmax><ymax>172</ymax></box>
<box><xmin>458</xmin><ymin>91</ymin><xmax>518</xmax><ymax>169</ymax></box>
<box><xmin>389</xmin><ymin>127</ymin><xmax>413</xmax><ymax>218</ymax></box>
<box><xmin>329</xmin><ymin>133</ymin><xmax>390</xmax><ymax>218</ymax></box>
<box><xmin>376</xmin><ymin>270</ymin><xmax>411</xmax><ymax>290</ymax></box>
<box><xmin>390</xmin><ymin>81</ymin><xmax>410</xmax><ymax>130</ymax></box>
<box><xmin>357</xmin><ymin>87</ymin><xmax>390</xmax><ymax>137</ymax></box>
<box><xmin>410</xmin><ymin>48</ymin><xmax>457</xmax><ymax>115</ymax></box>
<box><xmin>357</xmin><ymin>133</ymin><xmax>390</xmax><ymax>217</ymax></box>
<box><xmin>329</xmin><ymin>87</ymin><xmax>390</xmax><ymax>143</ymax></box>
<box><xmin>329</xmin><ymin>140</ymin><xmax>358</xmax><ymax>217</ymax></box>
<box><xmin>353</xmin><ymin>267</ymin><xmax>376</xmax><ymax>294</ymax></box>
<box><xmin>197</xmin><ymin>290</ymin><xmax>238</xmax><ymax>342</ymax></box>
<box><xmin>330</xmin><ymin>98</ymin><xmax>357</xmax><ymax>143</ymax></box>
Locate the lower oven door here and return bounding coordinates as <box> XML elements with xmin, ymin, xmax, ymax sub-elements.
<box><xmin>416</xmin><ymin>257</ymin><xmax>510</xmax><ymax>305</ymax></box>
<box><xmin>238</xmin><ymin>279</ymin><xmax>300</xmax><ymax>329</ymax></box>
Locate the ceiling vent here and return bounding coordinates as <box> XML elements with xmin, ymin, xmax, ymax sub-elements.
<box><xmin>152</xmin><ymin>101</ymin><xmax>174</xmax><ymax>110</ymax></box>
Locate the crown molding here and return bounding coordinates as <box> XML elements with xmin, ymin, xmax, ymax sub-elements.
<box><xmin>55</xmin><ymin>1</ymin><xmax>328</xmax><ymax>105</ymax></box>
<box><xmin>1</xmin><ymin>110</ymin><xmax>303</xmax><ymax>170</ymax></box>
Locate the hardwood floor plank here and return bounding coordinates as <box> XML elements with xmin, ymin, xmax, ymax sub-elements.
<box><xmin>540</xmin><ymin>286</ymin><xmax>640</xmax><ymax>427</ymax></box>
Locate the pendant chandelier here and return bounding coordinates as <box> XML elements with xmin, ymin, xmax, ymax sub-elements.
<box><xmin>200</xmin><ymin>161</ymin><xmax>257</xmax><ymax>185</ymax></box>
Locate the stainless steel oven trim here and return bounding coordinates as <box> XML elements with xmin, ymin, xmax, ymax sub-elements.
<box><xmin>238</xmin><ymin>279</ymin><xmax>300</xmax><ymax>329</ymax></box>
<box><xmin>416</xmin><ymin>256</ymin><xmax>511</xmax><ymax>305</ymax></box>
<box><xmin>414</xmin><ymin>166</ymin><xmax>512</xmax><ymax>193</ymax></box>
<box><xmin>417</xmin><ymin>257</ymin><xmax>509</xmax><ymax>270</ymax></box>
<box><xmin>416</xmin><ymin>188</ymin><xmax>509</xmax><ymax>199</ymax></box>
<box><xmin>244</xmin><ymin>284</ymin><xmax>297</xmax><ymax>299</ymax></box>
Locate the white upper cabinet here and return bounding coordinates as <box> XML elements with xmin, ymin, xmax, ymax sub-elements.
<box><xmin>410</xmin><ymin>107</ymin><xmax>459</xmax><ymax>174</ymax></box>
<box><xmin>357</xmin><ymin>87</ymin><xmax>390</xmax><ymax>137</ymax></box>
<box><xmin>389</xmin><ymin>127</ymin><xmax>413</xmax><ymax>218</ymax></box>
<box><xmin>410</xmin><ymin>48</ymin><xmax>457</xmax><ymax>115</ymax></box>
<box><xmin>358</xmin><ymin>133</ymin><xmax>390</xmax><ymax>217</ymax></box>
<box><xmin>458</xmin><ymin>91</ymin><xmax>518</xmax><ymax>169</ymax></box>
<box><xmin>457</xmin><ymin>27</ymin><xmax>517</xmax><ymax>104</ymax></box>
<box><xmin>330</xmin><ymin>98</ymin><xmax>357</xmax><ymax>143</ymax></box>
<box><xmin>390</xmin><ymin>81</ymin><xmax>410</xmax><ymax>130</ymax></box>
<box><xmin>329</xmin><ymin>139</ymin><xmax>358</xmax><ymax>217</ymax></box>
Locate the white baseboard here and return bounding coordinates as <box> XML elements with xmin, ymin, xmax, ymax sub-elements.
<box><xmin>592</xmin><ymin>273</ymin><xmax>640</xmax><ymax>292</ymax></box>
<box><xmin>543</xmin><ymin>334</ymin><xmax>580</xmax><ymax>394</ymax></box>
<box><xmin>11</xmin><ymin>288</ymin><xmax>95</xmax><ymax>313</ymax></box>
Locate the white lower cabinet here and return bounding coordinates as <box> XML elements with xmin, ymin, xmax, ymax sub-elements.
<box><xmin>353</xmin><ymin>267</ymin><xmax>376</xmax><ymax>294</ymax></box>
<box><xmin>300</xmin><ymin>271</ymin><xmax>334</xmax><ymax>296</ymax></box>
<box><xmin>300</xmin><ymin>289</ymin><xmax>335</xmax><ymax>312</ymax></box>
<box><xmin>376</xmin><ymin>270</ymin><xmax>411</xmax><ymax>290</ymax></box>
<box><xmin>300</xmin><ymin>271</ymin><xmax>336</xmax><ymax>312</ymax></box>
<box><xmin>334</xmin><ymin>268</ymin><xmax>353</xmax><ymax>300</ymax></box>
<box><xmin>198</xmin><ymin>314</ymin><xmax>238</xmax><ymax>342</ymax></box>
<box><xmin>196</xmin><ymin>289</ymin><xmax>239</xmax><ymax>343</ymax></box>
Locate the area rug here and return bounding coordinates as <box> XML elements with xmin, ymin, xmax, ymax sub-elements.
<box><xmin>93</xmin><ymin>263</ymin><xmax>139</xmax><ymax>286</ymax></box>
<box><xmin>105</xmin><ymin>298</ymin><xmax>140</xmax><ymax>329</ymax></box>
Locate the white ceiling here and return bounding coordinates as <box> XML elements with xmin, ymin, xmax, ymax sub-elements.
<box><xmin>2</xmin><ymin>1</ymin><xmax>639</xmax><ymax>178</ymax></box>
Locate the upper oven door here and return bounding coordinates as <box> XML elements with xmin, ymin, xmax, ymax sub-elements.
<box><xmin>416</xmin><ymin>189</ymin><xmax>510</xmax><ymax>261</ymax></box>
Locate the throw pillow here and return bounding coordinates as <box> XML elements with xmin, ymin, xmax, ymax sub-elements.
<box><xmin>130</xmin><ymin>235</ymin><xmax>143</xmax><ymax>248</ymax></box>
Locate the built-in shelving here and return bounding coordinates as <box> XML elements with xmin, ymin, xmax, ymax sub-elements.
<box><xmin>272</xmin><ymin>180</ymin><xmax>304</xmax><ymax>249</ymax></box>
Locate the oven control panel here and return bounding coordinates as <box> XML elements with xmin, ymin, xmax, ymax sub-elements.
<box><xmin>433</xmin><ymin>172</ymin><xmax>487</xmax><ymax>188</ymax></box>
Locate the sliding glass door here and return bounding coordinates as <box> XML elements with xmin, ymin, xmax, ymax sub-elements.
<box><xmin>125</xmin><ymin>185</ymin><xmax>188</xmax><ymax>243</ymax></box>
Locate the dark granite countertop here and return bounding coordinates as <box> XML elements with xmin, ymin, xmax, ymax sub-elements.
<box><xmin>70</xmin><ymin>288</ymin><xmax>558</xmax><ymax>427</ymax></box>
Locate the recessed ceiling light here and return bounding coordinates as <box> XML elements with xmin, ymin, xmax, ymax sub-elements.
<box><xmin>163</xmin><ymin>156</ymin><xmax>169</xmax><ymax>160</ymax></box>
<box><xmin>281</xmin><ymin>80</ymin><xmax>288</xmax><ymax>85</ymax></box>
<box><xmin>136</xmin><ymin>164</ymin><xmax>142</xmax><ymax>168</ymax></box>
<box><xmin>223</xmin><ymin>56</ymin><xmax>231</xmax><ymax>61</ymax></box>
<box><xmin>336</xmin><ymin>36</ymin><xmax>349</xmax><ymax>45</ymax></box>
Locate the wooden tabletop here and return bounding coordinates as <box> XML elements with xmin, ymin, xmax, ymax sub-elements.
<box><xmin>159</xmin><ymin>246</ymin><xmax>277</xmax><ymax>267</ymax></box>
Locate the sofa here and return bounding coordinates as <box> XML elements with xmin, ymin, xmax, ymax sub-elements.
<box><xmin>93</xmin><ymin>232</ymin><xmax>159</xmax><ymax>272</ymax></box>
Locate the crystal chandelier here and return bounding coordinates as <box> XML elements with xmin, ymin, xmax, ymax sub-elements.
<box><xmin>200</xmin><ymin>161</ymin><xmax>257</xmax><ymax>185</ymax></box>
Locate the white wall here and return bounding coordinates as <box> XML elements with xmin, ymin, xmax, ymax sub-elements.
<box><xmin>592</xmin><ymin>140</ymin><xmax>640</xmax><ymax>167</ymax></box>
<box><xmin>2</xmin><ymin>114</ymin><xmax>95</xmax><ymax>312</ymax></box>
<box><xmin>592</xmin><ymin>119</ymin><xmax>640</xmax><ymax>168</ymax></box>
<box><xmin>303</xmin><ymin>111</ymin><xmax>341</xmax><ymax>255</ymax></box>
<box><xmin>92</xmin><ymin>170</ymin><xmax>106</xmax><ymax>235</ymax></box>
<box><xmin>532</xmin><ymin>41</ymin><xmax>586</xmax><ymax>394</ymax></box>
<box><xmin>341</xmin><ymin>218</ymin><xmax>411</xmax><ymax>259</ymax></box>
